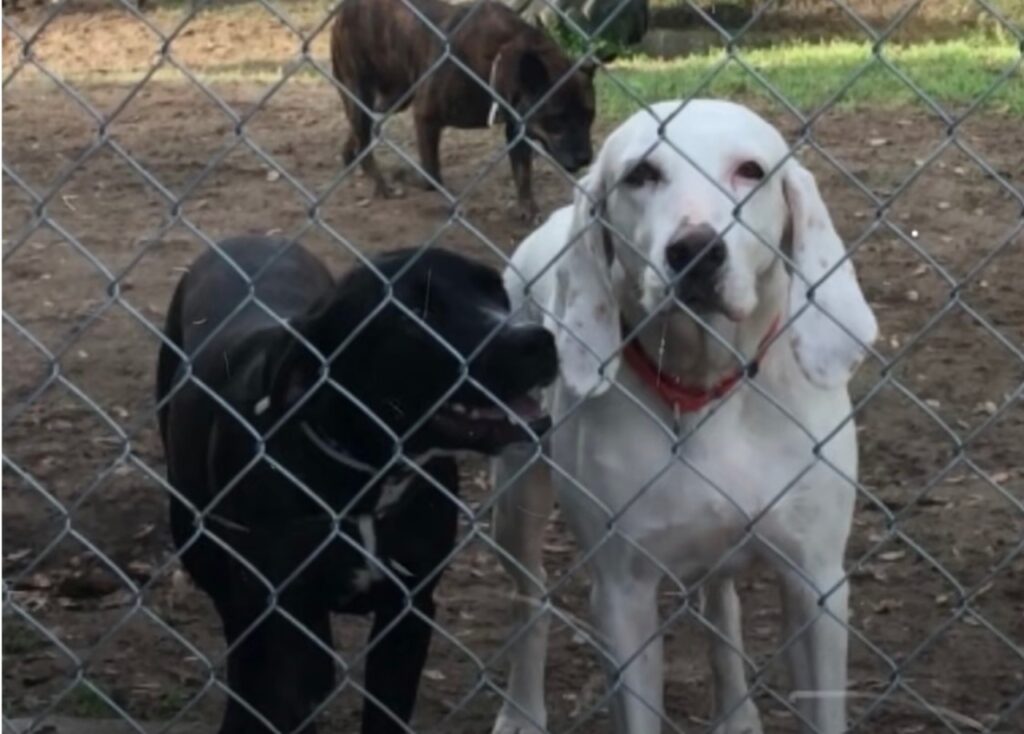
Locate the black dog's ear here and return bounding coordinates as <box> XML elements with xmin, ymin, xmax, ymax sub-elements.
<box><xmin>264</xmin><ymin>319</ymin><xmax>325</xmax><ymax>411</ymax></box>
<box><xmin>264</xmin><ymin>270</ymin><xmax>389</xmax><ymax>411</ymax></box>
<box><xmin>518</xmin><ymin>49</ymin><xmax>550</xmax><ymax>96</ymax></box>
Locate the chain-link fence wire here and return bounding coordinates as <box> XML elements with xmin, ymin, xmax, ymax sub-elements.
<box><xmin>3</xmin><ymin>0</ymin><xmax>1023</xmax><ymax>732</ymax></box>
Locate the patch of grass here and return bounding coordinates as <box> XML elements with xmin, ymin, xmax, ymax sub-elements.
<box><xmin>598</xmin><ymin>36</ymin><xmax>1024</xmax><ymax>117</ymax></box>
<box><xmin>2</xmin><ymin>617</ymin><xmax>47</xmax><ymax>655</ymax></box>
<box><xmin>152</xmin><ymin>689</ymin><xmax>195</xmax><ymax>719</ymax></box>
<box><xmin>55</xmin><ymin>685</ymin><xmax>116</xmax><ymax>719</ymax></box>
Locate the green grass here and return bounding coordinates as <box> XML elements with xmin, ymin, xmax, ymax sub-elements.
<box><xmin>2</xmin><ymin>617</ymin><xmax>47</xmax><ymax>655</ymax></box>
<box><xmin>55</xmin><ymin>685</ymin><xmax>116</xmax><ymax>719</ymax></box>
<box><xmin>599</xmin><ymin>37</ymin><xmax>1024</xmax><ymax>117</ymax></box>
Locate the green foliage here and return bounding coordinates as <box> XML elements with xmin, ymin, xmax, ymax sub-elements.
<box><xmin>548</xmin><ymin>14</ymin><xmax>634</xmax><ymax>62</ymax></box>
<box><xmin>56</xmin><ymin>685</ymin><xmax>116</xmax><ymax>719</ymax></box>
<box><xmin>597</xmin><ymin>36</ymin><xmax>1024</xmax><ymax>118</ymax></box>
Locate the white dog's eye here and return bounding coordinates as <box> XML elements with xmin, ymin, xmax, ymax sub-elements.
<box><xmin>622</xmin><ymin>160</ymin><xmax>663</xmax><ymax>188</ymax></box>
<box><xmin>735</xmin><ymin>161</ymin><xmax>766</xmax><ymax>181</ymax></box>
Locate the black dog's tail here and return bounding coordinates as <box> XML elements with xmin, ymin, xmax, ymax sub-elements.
<box><xmin>155</xmin><ymin>273</ymin><xmax>188</xmax><ymax>448</ymax></box>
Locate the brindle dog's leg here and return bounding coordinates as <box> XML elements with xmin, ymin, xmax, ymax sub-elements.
<box><xmin>341</xmin><ymin>78</ymin><xmax>394</xmax><ymax>198</ymax></box>
<box><xmin>506</xmin><ymin>123</ymin><xmax>539</xmax><ymax>223</ymax></box>
<box><xmin>412</xmin><ymin>106</ymin><xmax>445</xmax><ymax>193</ymax></box>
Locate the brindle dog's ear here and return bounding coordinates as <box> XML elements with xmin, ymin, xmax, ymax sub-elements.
<box><xmin>579</xmin><ymin>58</ymin><xmax>598</xmax><ymax>78</ymax></box>
<box><xmin>518</xmin><ymin>49</ymin><xmax>550</xmax><ymax>96</ymax></box>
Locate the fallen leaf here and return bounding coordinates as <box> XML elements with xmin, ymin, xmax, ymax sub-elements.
<box><xmin>58</xmin><ymin>570</ymin><xmax>120</xmax><ymax>599</ymax></box>
<box><xmin>872</xmin><ymin>598</ymin><xmax>903</xmax><ymax>614</ymax></box>
<box><xmin>21</xmin><ymin>573</ymin><xmax>52</xmax><ymax>590</ymax></box>
<box><xmin>126</xmin><ymin>561</ymin><xmax>152</xmax><ymax>581</ymax></box>
<box><xmin>879</xmin><ymin>550</ymin><xmax>906</xmax><ymax>562</ymax></box>
<box><xmin>98</xmin><ymin>589</ymin><xmax>135</xmax><ymax>610</ymax></box>
<box><xmin>5</xmin><ymin>548</ymin><xmax>32</xmax><ymax>563</ymax></box>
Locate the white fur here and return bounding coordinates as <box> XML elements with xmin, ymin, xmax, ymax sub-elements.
<box><xmin>487</xmin><ymin>54</ymin><xmax>503</xmax><ymax>127</ymax></box>
<box><xmin>357</xmin><ymin>514</ymin><xmax>382</xmax><ymax>584</ymax></box>
<box><xmin>491</xmin><ymin>99</ymin><xmax>877</xmax><ymax>734</ymax></box>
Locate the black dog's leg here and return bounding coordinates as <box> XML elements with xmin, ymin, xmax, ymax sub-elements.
<box><xmin>220</xmin><ymin>600</ymin><xmax>335</xmax><ymax>734</ymax></box>
<box><xmin>360</xmin><ymin>590</ymin><xmax>438</xmax><ymax>734</ymax></box>
<box><xmin>505</xmin><ymin>125</ymin><xmax>538</xmax><ymax>223</ymax></box>
<box><xmin>361</xmin><ymin>460</ymin><xmax>459</xmax><ymax>734</ymax></box>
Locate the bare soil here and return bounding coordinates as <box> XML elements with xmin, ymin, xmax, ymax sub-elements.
<box><xmin>3</xmin><ymin>3</ymin><xmax>1023</xmax><ymax>734</ymax></box>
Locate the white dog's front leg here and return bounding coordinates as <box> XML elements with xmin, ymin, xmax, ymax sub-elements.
<box><xmin>591</xmin><ymin>574</ymin><xmax>664</xmax><ymax>733</ymax></box>
<box><xmin>491</xmin><ymin>448</ymin><xmax>555</xmax><ymax>734</ymax></box>
<box><xmin>703</xmin><ymin>578</ymin><xmax>763</xmax><ymax>734</ymax></box>
<box><xmin>779</xmin><ymin>565</ymin><xmax>849</xmax><ymax>734</ymax></box>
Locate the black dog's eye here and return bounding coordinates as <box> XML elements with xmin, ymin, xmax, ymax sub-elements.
<box><xmin>735</xmin><ymin>161</ymin><xmax>765</xmax><ymax>181</ymax></box>
<box><xmin>622</xmin><ymin>160</ymin><xmax>663</xmax><ymax>188</ymax></box>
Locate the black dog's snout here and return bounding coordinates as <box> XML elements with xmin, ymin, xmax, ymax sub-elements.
<box><xmin>514</xmin><ymin>326</ymin><xmax>558</xmax><ymax>374</ymax></box>
<box><xmin>665</xmin><ymin>226</ymin><xmax>726</xmax><ymax>275</ymax></box>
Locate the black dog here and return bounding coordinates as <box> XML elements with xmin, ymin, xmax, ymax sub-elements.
<box><xmin>156</xmin><ymin>237</ymin><xmax>557</xmax><ymax>734</ymax></box>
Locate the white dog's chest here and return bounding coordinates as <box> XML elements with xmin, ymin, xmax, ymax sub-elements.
<box><xmin>550</xmin><ymin>376</ymin><xmax>858</xmax><ymax>582</ymax></box>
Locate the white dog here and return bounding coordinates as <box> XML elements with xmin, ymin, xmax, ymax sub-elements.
<box><xmin>489</xmin><ymin>99</ymin><xmax>878</xmax><ymax>734</ymax></box>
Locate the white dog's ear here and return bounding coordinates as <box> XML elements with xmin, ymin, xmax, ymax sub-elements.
<box><xmin>553</xmin><ymin>171</ymin><xmax>622</xmax><ymax>397</ymax></box>
<box><xmin>783</xmin><ymin>161</ymin><xmax>878</xmax><ymax>388</ymax></box>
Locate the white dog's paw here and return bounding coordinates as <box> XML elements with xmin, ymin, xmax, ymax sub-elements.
<box><xmin>491</xmin><ymin>705</ymin><xmax>547</xmax><ymax>734</ymax></box>
<box><xmin>711</xmin><ymin>703</ymin><xmax>764</xmax><ymax>734</ymax></box>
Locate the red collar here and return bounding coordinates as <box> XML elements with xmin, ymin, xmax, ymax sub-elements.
<box><xmin>621</xmin><ymin>315</ymin><xmax>781</xmax><ymax>414</ymax></box>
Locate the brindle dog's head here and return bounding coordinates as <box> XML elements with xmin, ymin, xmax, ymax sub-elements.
<box><xmin>491</xmin><ymin>36</ymin><xmax>596</xmax><ymax>173</ymax></box>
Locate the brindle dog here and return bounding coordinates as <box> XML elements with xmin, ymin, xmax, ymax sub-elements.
<box><xmin>331</xmin><ymin>0</ymin><xmax>596</xmax><ymax>221</ymax></box>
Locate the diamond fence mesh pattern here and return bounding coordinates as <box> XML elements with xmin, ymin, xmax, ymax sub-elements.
<box><xmin>2</xmin><ymin>0</ymin><xmax>1023</xmax><ymax>733</ymax></box>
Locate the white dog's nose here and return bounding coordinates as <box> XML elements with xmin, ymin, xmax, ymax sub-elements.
<box><xmin>665</xmin><ymin>225</ymin><xmax>726</xmax><ymax>276</ymax></box>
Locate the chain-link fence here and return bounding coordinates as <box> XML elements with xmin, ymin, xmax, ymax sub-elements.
<box><xmin>3</xmin><ymin>1</ymin><xmax>1023</xmax><ymax>733</ymax></box>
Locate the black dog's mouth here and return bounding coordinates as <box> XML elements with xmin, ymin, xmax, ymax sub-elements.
<box><xmin>429</xmin><ymin>392</ymin><xmax>551</xmax><ymax>452</ymax></box>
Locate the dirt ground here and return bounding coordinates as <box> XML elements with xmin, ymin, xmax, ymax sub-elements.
<box><xmin>3</xmin><ymin>3</ymin><xmax>1024</xmax><ymax>734</ymax></box>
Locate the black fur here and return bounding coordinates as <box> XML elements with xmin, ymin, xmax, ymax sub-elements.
<box><xmin>157</xmin><ymin>236</ymin><xmax>556</xmax><ymax>734</ymax></box>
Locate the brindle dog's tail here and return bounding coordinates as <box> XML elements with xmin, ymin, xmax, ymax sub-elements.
<box><xmin>330</xmin><ymin>9</ymin><xmax>371</xmax><ymax>167</ymax></box>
